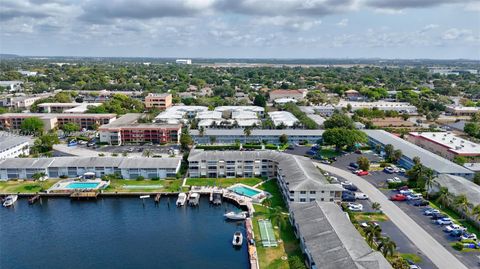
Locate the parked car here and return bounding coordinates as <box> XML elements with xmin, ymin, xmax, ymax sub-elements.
<box><xmin>412</xmin><ymin>199</ymin><xmax>429</xmax><ymax>206</ymax></box>
<box><xmin>387</xmin><ymin>177</ymin><xmax>402</xmax><ymax>184</ymax></box>
<box><xmin>390</xmin><ymin>194</ymin><xmax>407</xmax><ymax>201</ymax></box>
<box><xmin>341</xmin><ymin>182</ymin><xmax>358</xmax><ymax>192</ymax></box>
<box><xmin>347</xmin><ymin>203</ymin><xmax>363</xmax><ymax>212</ymax></box>
<box><xmin>360</xmin><ymin>221</ymin><xmax>379</xmax><ymax>228</ymax></box>
<box><xmin>435</xmin><ymin>217</ymin><xmax>452</xmax><ymax>225</ymax></box>
<box><xmin>406</xmin><ymin>193</ymin><xmax>423</xmax><ymax>200</ymax></box>
<box><xmin>397</xmin><ymin>186</ymin><xmax>409</xmax><ymax>192</ymax></box>
<box><xmin>423</xmin><ymin>208</ymin><xmax>440</xmax><ymax>216</ymax></box>
<box><xmin>306</xmin><ymin>149</ymin><xmax>317</xmax><ymax>155</ymax></box>
<box><xmin>406</xmin><ymin>259</ymin><xmax>421</xmax><ymax>269</ymax></box>
<box><xmin>349</xmin><ymin>162</ymin><xmax>359</xmax><ymax>169</ymax></box>
<box><xmin>460</xmin><ymin>233</ymin><xmax>477</xmax><ymax>241</ymax></box>
<box><xmin>443</xmin><ymin>224</ymin><xmax>466</xmax><ymax>233</ymax></box>
<box><xmin>384</xmin><ymin>167</ymin><xmax>395</xmax><ymax>174</ymax></box>
<box><xmin>357</xmin><ymin>170</ymin><xmax>369</xmax><ymax>176</ymax></box>
<box><xmin>399</xmin><ymin>189</ymin><xmax>413</xmax><ymax>195</ymax></box>
<box><xmin>450</xmin><ymin>230</ymin><xmax>464</xmax><ymax>238</ymax></box>
<box><xmin>430</xmin><ymin>213</ymin><xmax>447</xmax><ymax>220</ymax></box>
<box><xmin>398</xmin><ymin>168</ymin><xmax>406</xmax><ymax>173</ymax></box>
<box><xmin>354</xmin><ymin>149</ymin><xmax>362</xmax><ymax>154</ymax></box>
<box><xmin>355</xmin><ymin>192</ymin><xmax>369</xmax><ymax>200</ymax></box>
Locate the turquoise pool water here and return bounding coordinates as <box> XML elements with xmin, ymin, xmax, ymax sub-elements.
<box><xmin>230</xmin><ymin>186</ymin><xmax>260</xmax><ymax>197</ymax></box>
<box><xmin>66</xmin><ymin>182</ymin><xmax>100</xmax><ymax>189</ymax></box>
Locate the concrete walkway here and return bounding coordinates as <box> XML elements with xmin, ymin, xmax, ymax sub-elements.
<box><xmin>315</xmin><ymin>163</ymin><xmax>468</xmax><ymax>269</ymax></box>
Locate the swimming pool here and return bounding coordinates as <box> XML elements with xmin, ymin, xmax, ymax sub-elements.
<box><xmin>66</xmin><ymin>182</ymin><xmax>100</xmax><ymax>189</ymax></box>
<box><xmin>230</xmin><ymin>185</ymin><xmax>261</xmax><ymax>198</ymax></box>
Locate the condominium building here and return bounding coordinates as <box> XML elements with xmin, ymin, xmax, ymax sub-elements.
<box><xmin>187</xmin><ymin>150</ymin><xmax>343</xmax><ymax>204</ymax></box>
<box><xmin>0</xmin><ymin>113</ymin><xmax>117</xmax><ymax>131</ymax></box>
<box><xmin>290</xmin><ymin>202</ymin><xmax>392</xmax><ymax>269</ymax></box>
<box><xmin>0</xmin><ymin>157</ymin><xmax>181</xmax><ymax>180</ymax></box>
<box><xmin>155</xmin><ymin>106</ymin><xmax>208</xmax><ymax>124</ymax></box>
<box><xmin>268</xmin><ymin>111</ymin><xmax>299</xmax><ymax>127</ymax></box>
<box><xmin>144</xmin><ymin>93</ymin><xmax>173</xmax><ymax>110</ymax></box>
<box><xmin>0</xmin><ymin>133</ymin><xmax>33</xmax><ymax>159</ymax></box>
<box><xmin>407</xmin><ymin>132</ymin><xmax>480</xmax><ymax>162</ymax></box>
<box><xmin>37</xmin><ymin>102</ymin><xmax>102</xmax><ymax>113</ymax></box>
<box><xmin>445</xmin><ymin>105</ymin><xmax>480</xmax><ymax>116</ymax></box>
<box><xmin>99</xmin><ymin>113</ymin><xmax>181</xmax><ymax>145</ymax></box>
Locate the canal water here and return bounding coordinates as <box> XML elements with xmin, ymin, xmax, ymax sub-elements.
<box><xmin>0</xmin><ymin>197</ymin><xmax>249</xmax><ymax>269</ymax></box>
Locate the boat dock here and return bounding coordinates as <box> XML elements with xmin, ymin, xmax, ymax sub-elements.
<box><xmin>70</xmin><ymin>191</ymin><xmax>99</xmax><ymax>200</ymax></box>
<box><xmin>28</xmin><ymin>194</ymin><xmax>41</xmax><ymax>204</ymax></box>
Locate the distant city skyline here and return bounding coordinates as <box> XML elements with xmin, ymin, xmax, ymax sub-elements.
<box><xmin>1</xmin><ymin>0</ymin><xmax>479</xmax><ymax>59</ymax></box>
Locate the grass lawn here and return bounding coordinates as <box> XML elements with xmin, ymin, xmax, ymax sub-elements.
<box><xmin>105</xmin><ymin>179</ymin><xmax>186</xmax><ymax>193</ymax></box>
<box><xmin>257</xmin><ymin>179</ymin><xmax>286</xmax><ymax>210</ymax></box>
<box><xmin>0</xmin><ymin>180</ymin><xmax>60</xmax><ymax>194</ymax></box>
<box><xmin>252</xmin><ymin>204</ymin><xmax>304</xmax><ymax>269</ymax></box>
<box><xmin>429</xmin><ymin>200</ymin><xmax>480</xmax><ymax>238</ymax></box>
<box><xmin>400</xmin><ymin>253</ymin><xmax>422</xmax><ymax>263</ymax></box>
<box><xmin>352</xmin><ymin>212</ymin><xmax>389</xmax><ymax>222</ymax></box>
<box><xmin>185</xmin><ymin>177</ymin><xmax>262</xmax><ymax>188</ymax></box>
<box><xmin>318</xmin><ymin>148</ymin><xmax>342</xmax><ymax>158</ymax></box>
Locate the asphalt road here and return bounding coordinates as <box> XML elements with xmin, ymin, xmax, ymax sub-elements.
<box><xmin>315</xmin><ymin>163</ymin><xmax>469</xmax><ymax>269</ymax></box>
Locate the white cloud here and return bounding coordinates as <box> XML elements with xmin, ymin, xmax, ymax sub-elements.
<box><xmin>336</xmin><ymin>18</ymin><xmax>349</xmax><ymax>27</ymax></box>
<box><xmin>442</xmin><ymin>28</ymin><xmax>472</xmax><ymax>40</ymax></box>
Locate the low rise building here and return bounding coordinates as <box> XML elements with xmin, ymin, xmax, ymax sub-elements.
<box><xmin>408</xmin><ymin>132</ymin><xmax>480</xmax><ymax>161</ymax></box>
<box><xmin>175</xmin><ymin>59</ymin><xmax>192</xmax><ymax>65</ymax></box>
<box><xmin>144</xmin><ymin>93</ymin><xmax>173</xmax><ymax>110</ymax></box>
<box><xmin>99</xmin><ymin>113</ymin><xmax>181</xmax><ymax>145</ymax></box>
<box><xmin>38</xmin><ymin>102</ymin><xmax>102</xmax><ymax>113</ymax></box>
<box><xmin>268</xmin><ymin>111</ymin><xmax>299</xmax><ymax>127</ymax></box>
<box><xmin>190</xmin><ymin>129</ymin><xmax>324</xmax><ymax>145</ymax></box>
<box><xmin>269</xmin><ymin>89</ymin><xmax>306</xmax><ymax>101</ymax></box>
<box><xmin>155</xmin><ymin>106</ymin><xmax>208</xmax><ymax>124</ymax></box>
<box><xmin>0</xmin><ymin>113</ymin><xmax>116</xmax><ymax>131</ymax></box>
<box><xmin>290</xmin><ymin>202</ymin><xmax>392</xmax><ymax>269</ymax></box>
<box><xmin>445</xmin><ymin>105</ymin><xmax>480</xmax><ymax>116</ymax></box>
<box><xmin>0</xmin><ymin>81</ymin><xmax>23</xmax><ymax>92</ymax></box>
<box><xmin>0</xmin><ymin>157</ymin><xmax>181</xmax><ymax>180</ymax></box>
<box><xmin>338</xmin><ymin>101</ymin><xmax>417</xmax><ymax>114</ymax></box>
<box><xmin>364</xmin><ymin>130</ymin><xmax>474</xmax><ymax>179</ymax></box>
<box><xmin>344</xmin><ymin>89</ymin><xmax>362</xmax><ymax>101</ymax></box>
<box><xmin>0</xmin><ymin>133</ymin><xmax>33</xmax><ymax>159</ymax></box>
<box><xmin>214</xmin><ymin>106</ymin><xmax>264</xmax><ymax>117</ymax></box>
<box><xmin>187</xmin><ymin>150</ymin><xmax>343</xmax><ymax>204</ymax></box>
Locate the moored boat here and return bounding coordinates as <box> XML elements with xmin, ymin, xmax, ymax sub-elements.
<box><xmin>188</xmin><ymin>193</ymin><xmax>200</xmax><ymax>207</ymax></box>
<box><xmin>224</xmin><ymin>211</ymin><xmax>248</xmax><ymax>220</ymax></box>
<box><xmin>176</xmin><ymin>193</ymin><xmax>187</xmax><ymax>207</ymax></box>
<box><xmin>3</xmin><ymin>195</ymin><xmax>18</xmax><ymax>207</ymax></box>
<box><xmin>232</xmin><ymin>231</ymin><xmax>243</xmax><ymax>247</ymax></box>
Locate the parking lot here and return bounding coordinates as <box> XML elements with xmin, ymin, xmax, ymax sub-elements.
<box><xmin>329</xmin><ymin>152</ymin><xmax>479</xmax><ymax>268</ymax></box>
<box><xmin>98</xmin><ymin>144</ymin><xmax>180</xmax><ymax>155</ymax></box>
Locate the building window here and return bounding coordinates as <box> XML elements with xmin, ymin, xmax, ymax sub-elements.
<box><xmin>310</xmin><ymin>191</ymin><xmax>316</xmax><ymax>194</ymax></box>
<box><xmin>300</xmin><ymin>198</ymin><xmax>306</xmax><ymax>202</ymax></box>
<box><xmin>300</xmin><ymin>191</ymin><xmax>306</xmax><ymax>194</ymax></box>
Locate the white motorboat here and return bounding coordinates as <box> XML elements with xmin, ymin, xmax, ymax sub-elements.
<box><xmin>188</xmin><ymin>193</ymin><xmax>200</xmax><ymax>206</ymax></box>
<box><xmin>176</xmin><ymin>193</ymin><xmax>187</xmax><ymax>207</ymax></box>
<box><xmin>224</xmin><ymin>211</ymin><xmax>248</xmax><ymax>220</ymax></box>
<box><xmin>232</xmin><ymin>231</ymin><xmax>243</xmax><ymax>247</ymax></box>
<box><xmin>3</xmin><ymin>195</ymin><xmax>18</xmax><ymax>207</ymax></box>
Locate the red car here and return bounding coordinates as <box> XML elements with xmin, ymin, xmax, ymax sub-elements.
<box><xmin>390</xmin><ymin>194</ymin><xmax>407</xmax><ymax>201</ymax></box>
<box><xmin>357</xmin><ymin>170</ymin><xmax>369</xmax><ymax>176</ymax></box>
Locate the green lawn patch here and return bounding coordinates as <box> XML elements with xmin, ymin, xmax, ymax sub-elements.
<box><xmin>317</xmin><ymin>148</ymin><xmax>342</xmax><ymax>158</ymax></box>
<box><xmin>258</xmin><ymin>179</ymin><xmax>287</xmax><ymax>210</ymax></box>
<box><xmin>0</xmin><ymin>180</ymin><xmax>59</xmax><ymax>194</ymax></box>
<box><xmin>352</xmin><ymin>212</ymin><xmax>389</xmax><ymax>222</ymax></box>
<box><xmin>185</xmin><ymin>177</ymin><xmax>262</xmax><ymax>188</ymax></box>
<box><xmin>400</xmin><ymin>253</ymin><xmax>422</xmax><ymax>263</ymax></box>
<box><xmin>105</xmin><ymin>179</ymin><xmax>184</xmax><ymax>193</ymax></box>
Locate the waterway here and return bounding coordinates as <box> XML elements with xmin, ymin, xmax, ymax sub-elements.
<box><xmin>0</xmin><ymin>196</ymin><xmax>249</xmax><ymax>269</ymax></box>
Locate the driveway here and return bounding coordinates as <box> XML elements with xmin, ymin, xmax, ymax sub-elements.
<box><xmin>315</xmin><ymin>163</ymin><xmax>468</xmax><ymax>269</ymax></box>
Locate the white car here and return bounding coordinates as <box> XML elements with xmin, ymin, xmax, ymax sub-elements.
<box><xmin>460</xmin><ymin>233</ymin><xmax>477</xmax><ymax>241</ymax></box>
<box><xmin>398</xmin><ymin>168</ymin><xmax>406</xmax><ymax>173</ymax></box>
<box><xmin>355</xmin><ymin>192</ymin><xmax>369</xmax><ymax>200</ymax></box>
<box><xmin>443</xmin><ymin>224</ymin><xmax>466</xmax><ymax>233</ymax></box>
<box><xmin>435</xmin><ymin>217</ymin><xmax>452</xmax><ymax>225</ymax></box>
<box><xmin>387</xmin><ymin>177</ymin><xmax>402</xmax><ymax>183</ymax></box>
<box><xmin>399</xmin><ymin>189</ymin><xmax>413</xmax><ymax>195</ymax></box>
<box><xmin>347</xmin><ymin>203</ymin><xmax>363</xmax><ymax>212</ymax></box>
<box><xmin>406</xmin><ymin>193</ymin><xmax>423</xmax><ymax>200</ymax></box>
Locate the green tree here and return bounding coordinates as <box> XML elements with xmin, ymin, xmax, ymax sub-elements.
<box><xmin>199</xmin><ymin>126</ymin><xmax>205</xmax><ymax>137</ymax></box>
<box><xmin>364</xmin><ymin>225</ymin><xmax>382</xmax><ymax>247</ymax></box>
<box><xmin>322</xmin><ymin>128</ymin><xmax>367</xmax><ymax>151</ymax></box>
<box><xmin>372</xmin><ymin>202</ymin><xmax>381</xmax><ymax>212</ymax></box>
<box><xmin>453</xmin><ymin>156</ymin><xmax>467</xmax><ymax>165</ymax></box>
<box><xmin>436</xmin><ymin>187</ymin><xmax>452</xmax><ymax>208</ymax></box>
<box><xmin>180</xmin><ymin>131</ymin><xmax>193</xmax><ymax>150</ymax></box>
<box><xmin>471</xmin><ymin>205</ymin><xmax>480</xmax><ymax>222</ymax></box>
<box><xmin>243</xmin><ymin>127</ymin><xmax>252</xmax><ymax>143</ymax></box>
<box><xmin>60</xmin><ymin>122</ymin><xmax>80</xmax><ymax>135</ymax></box>
<box><xmin>279</xmin><ymin>134</ymin><xmax>288</xmax><ymax>145</ymax></box>
<box><xmin>384</xmin><ymin>144</ymin><xmax>394</xmax><ymax>161</ymax></box>
<box><xmin>33</xmin><ymin>133</ymin><xmax>60</xmax><ymax>153</ymax></box>
<box><xmin>454</xmin><ymin>194</ymin><xmax>471</xmax><ymax>220</ymax></box>
<box><xmin>392</xmin><ymin>149</ymin><xmax>403</xmax><ymax>163</ymax></box>
<box><xmin>20</xmin><ymin>117</ymin><xmax>44</xmax><ymax>136</ymax></box>
<box><xmin>323</xmin><ymin>112</ymin><xmax>354</xmax><ymax>129</ymax></box>
<box><xmin>357</xmin><ymin>156</ymin><xmax>370</xmax><ymax>171</ymax></box>
<box><xmin>209</xmin><ymin>136</ymin><xmax>216</xmax><ymax>144</ymax></box>
<box><xmin>253</xmin><ymin>94</ymin><xmax>266</xmax><ymax>107</ymax></box>
<box><xmin>268</xmin><ymin>206</ymin><xmax>288</xmax><ymax>229</ymax></box>
<box><xmin>288</xmin><ymin>256</ymin><xmax>306</xmax><ymax>269</ymax></box>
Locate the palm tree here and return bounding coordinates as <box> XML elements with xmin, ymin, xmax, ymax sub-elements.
<box><xmin>199</xmin><ymin>126</ymin><xmax>205</xmax><ymax>137</ymax></box>
<box><xmin>436</xmin><ymin>187</ymin><xmax>452</xmax><ymax>209</ymax></box>
<box><xmin>454</xmin><ymin>194</ymin><xmax>472</xmax><ymax>220</ymax></box>
<box><xmin>378</xmin><ymin>236</ymin><xmax>396</xmax><ymax>258</ymax></box>
<box><xmin>142</xmin><ymin>149</ymin><xmax>152</xmax><ymax>157</ymax></box>
<box><xmin>364</xmin><ymin>225</ymin><xmax>382</xmax><ymax>247</ymax></box>
<box><xmin>423</xmin><ymin>168</ymin><xmax>435</xmax><ymax>196</ymax></box>
<box><xmin>243</xmin><ymin>127</ymin><xmax>252</xmax><ymax>144</ymax></box>
<box><xmin>372</xmin><ymin>202</ymin><xmax>382</xmax><ymax>212</ymax></box>
<box><xmin>471</xmin><ymin>205</ymin><xmax>480</xmax><ymax>222</ymax></box>
<box><xmin>268</xmin><ymin>206</ymin><xmax>287</xmax><ymax>229</ymax></box>
<box><xmin>262</xmin><ymin>198</ymin><xmax>272</xmax><ymax>208</ymax></box>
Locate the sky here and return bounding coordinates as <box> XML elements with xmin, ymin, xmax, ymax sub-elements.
<box><xmin>1</xmin><ymin>0</ymin><xmax>479</xmax><ymax>59</ymax></box>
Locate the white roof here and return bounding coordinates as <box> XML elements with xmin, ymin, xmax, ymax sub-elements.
<box><xmin>274</xmin><ymin>98</ymin><xmax>298</xmax><ymax>104</ymax></box>
<box><xmin>231</xmin><ymin>111</ymin><xmax>258</xmax><ymax>120</ymax></box>
<box><xmin>446</xmin><ymin>105</ymin><xmax>480</xmax><ymax>112</ymax></box>
<box><xmin>268</xmin><ymin>111</ymin><xmax>299</xmax><ymax>127</ymax></box>
<box><xmin>337</xmin><ymin>101</ymin><xmax>417</xmax><ymax>110</ymax></box>
<box><xmin>196</xmin><ymin>111</ymin><xmax>222</xmax><ymax>120</ymax></box>
<box><xmin>155</xmin><ymin>106</ymin><xmax>208</xmax><ymax>121</ymax></box>
<box><xmin>409</xmin><ymin>132</ymin><xmax>480</xmax><ymax>155</ymax></box>
<box><xmin>214</xmin><ymin>106</ymin><xmax>264</xmax><ymax>113</ymax></box>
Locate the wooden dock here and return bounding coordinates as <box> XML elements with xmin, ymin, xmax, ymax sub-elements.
<box><xmin>70</xmin><ymin>191</ymin><xmax>99</xmax><ymax>200</ymax></box>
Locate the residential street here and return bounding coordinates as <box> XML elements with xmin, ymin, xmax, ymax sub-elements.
<box><xmin>315</xmin><ymin>163</ymin><xmax>469</xmax><ymax>269</ymax></box>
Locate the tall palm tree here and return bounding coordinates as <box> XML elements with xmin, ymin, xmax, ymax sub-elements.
<box><xmin>199</xmin><ymin>126</ymin><xmax>205</xmax><ymax>137</ymax></box>
<box><xmin>262</xmin><ymin>198</ymin><xmax>272</xmax><ymax>208</ymax></box>
<box><xmin>378</xmin><ymin>236</ymin><xmax>396</xmax><ymax>258</ymax></box>
<box><xmin>454</xmin><ymin>194</ymin><xmax>472</xmax><ymax>220</ymax></box>
<box><xmin>423</xmin><ymin>169</ymin><xmax>435</xmax><ymax>198</ymax></box>
<box><xmin>436</xmin><ymin>187</ymin><xmax>452</xmax><ymax>209</ymax></box>
<box><xmin>243</xmin><ymin>127</ymin><xmax>252</xmax><ymax>144</ymax></box>
<box><xmin>471</xmin><ymin>205</ymin><xmax>480</xmax><ymax>222</ymax></box>
<box><xmin>364</xmin><ymin>225</ymin><xmax>382</xmax><ymax>247</ymax></box>
<box><xmin>372</xmin><ymin>202</ymin><xmax>382</xmax><ymax>212</ymax></box>
<box><xmin>268</xmin><ymin>206</ymin><xmax>287</xmax><ymax>229</ymax></box>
